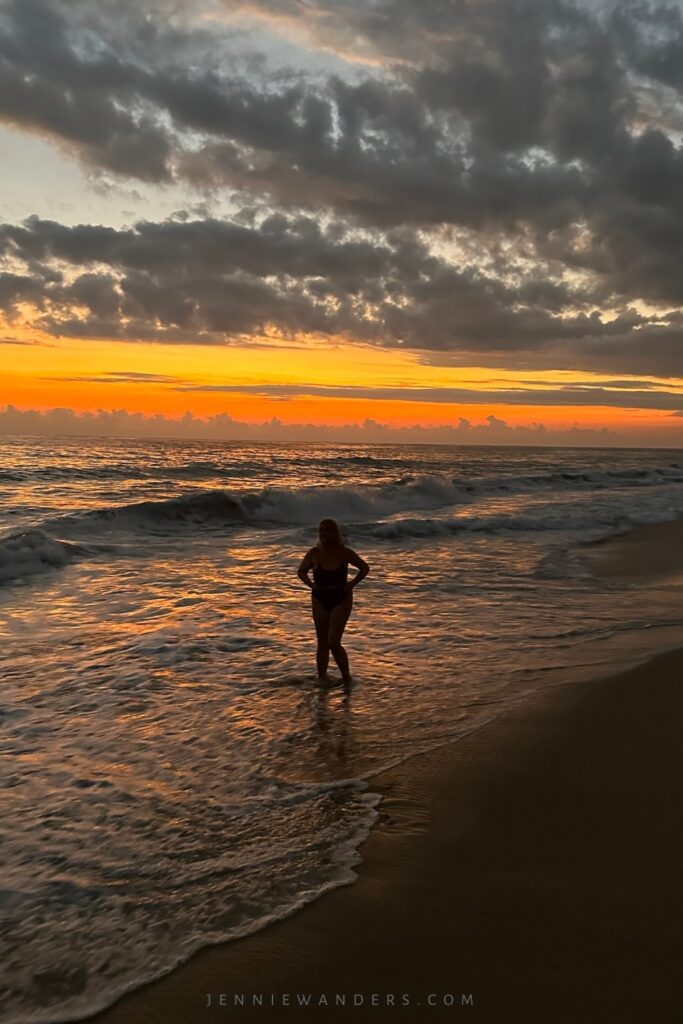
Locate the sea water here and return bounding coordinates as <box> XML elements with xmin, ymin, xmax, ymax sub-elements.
<box><xmin>2</xmin><ymin>438</ymin><xmax>683</xmax><ymax>1022</ymax></box>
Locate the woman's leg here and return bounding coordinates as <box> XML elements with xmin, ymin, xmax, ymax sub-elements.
<box><xmin>311</xmin><ymin>597</ymin><xmax>331</xmax><ymax>678</ymax></box>
<box><xmin>328</xmin><ymin>594</ymin><xmax>353</xmax><ymax>682</ymax></box>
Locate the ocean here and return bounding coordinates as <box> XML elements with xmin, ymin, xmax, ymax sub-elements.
<box><xmin>2</xmin><ymin>437</ymin><xmax>683</xmax><ymax>1023</ymax></box>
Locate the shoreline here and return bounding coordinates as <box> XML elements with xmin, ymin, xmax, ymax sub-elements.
<box><xmin>77</xmin><ymin>520</ymin><xmax>683</xmax><ymax>1023</ymax></box>
<box><xmin>579</xmin><ymin>515</ymin><xmax>683</xmax><ymax>580</ymax></box>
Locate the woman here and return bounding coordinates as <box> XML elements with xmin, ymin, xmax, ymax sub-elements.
<box><xmin>297</xmin><ymin>518</ymin><xmax>369</xmax><ymax>684</ymax></box>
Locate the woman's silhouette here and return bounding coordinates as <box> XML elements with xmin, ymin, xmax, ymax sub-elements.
<box><xmin>297</xmin><ymin>518</ymin><xmax>369</xmax><ymax>684</ymax></box>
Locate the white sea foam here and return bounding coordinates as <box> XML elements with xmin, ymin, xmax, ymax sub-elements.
<box><xmin>37</xmin><ymin>464</ymin><xmax>683</xmax><ymax>539</ymax></box>
<box><xmin>3</xmin><ymin>460</ymin><xmax>682</xmax><ymax>588</ymax></box>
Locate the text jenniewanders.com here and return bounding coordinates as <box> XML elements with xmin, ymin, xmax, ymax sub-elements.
<box><xmin>205</xmin><ymin>992</ymin><xmax>474</xmax><ymax>1008</ymax></box>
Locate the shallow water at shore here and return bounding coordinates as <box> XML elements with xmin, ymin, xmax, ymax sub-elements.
<box><xmin>2</xmin><ymin>438</ymin><xmax>683</xmax><ymax>1022</ymax></box>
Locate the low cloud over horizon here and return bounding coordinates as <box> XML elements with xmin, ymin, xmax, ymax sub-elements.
<box><xmin>6</xmin><ymin>402</ymin><xmax>683</xmax><ymax>449</ymax></box>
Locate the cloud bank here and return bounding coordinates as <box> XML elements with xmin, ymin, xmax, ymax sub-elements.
<box><xmin>0</xmin><ymin>402</ymin><xmax>624</xmax><ymax>446</ymax></box>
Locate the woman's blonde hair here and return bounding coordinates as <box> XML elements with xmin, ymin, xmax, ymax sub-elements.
<box><xmin>317</xmin><ymin>518</ymin><xmax>344</xmax><ymax>546</ymax></box>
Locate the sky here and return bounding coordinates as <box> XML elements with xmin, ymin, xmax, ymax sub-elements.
<box><xmin>1</xmin><ymin>0</ymin><xmax>682</xmax><ymax>446</ymax></box>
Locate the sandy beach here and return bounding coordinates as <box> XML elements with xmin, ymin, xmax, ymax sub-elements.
<box><xmin>78</xmin><ymin>518</ymin><xmax>683</xmax><ymax>1024</ymax></box>
<box><xmin>580</xmin><ymin>516</ymin><xmax>683</xmax><ymax>581</ymax></box>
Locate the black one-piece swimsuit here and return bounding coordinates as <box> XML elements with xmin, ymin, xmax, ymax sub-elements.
<box><xmin>312</xmin><ymin>561</ymin><xmax>348</xmax><ymax>610</ymax></box>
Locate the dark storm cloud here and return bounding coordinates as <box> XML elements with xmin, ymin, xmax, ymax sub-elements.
<box><xmin>0</xmin><ymin>213</ymin><xmax>400</xmax><ymax>342</ymax></box>
<box><xmin>0</xmin><ymin>1</ymin><xmax>670</xmax><ymax>222</ymax></box>
<box><xmin>417</xmin><ymin>321</ymin><xmax>683</xmax><ymax>379</ymax></box>
<box><xmin>0</xmin><ymin>0</ymin><xmax>174</xmax><ymax>180</ymax></box>
<box><xmin>1</xmin><ymin>213</ymin><xmax>681</xmax><ymax>373</ymax></box>
<box><xmin>608</xmin><ymin>0</ymin><xmax>683</xmax><ymax>92</ymax></box>
<box><xmin>0</xmin><ymin>0</ymin><xmax>682</xmax><ymax>375</ymax></box>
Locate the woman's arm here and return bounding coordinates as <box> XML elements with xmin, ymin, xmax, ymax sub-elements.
<box><xmin>345</xmin><ymin>548</ymin><xmax>370</xmax><ymax>589</ymax></box>
<box><xmin>297</xmin><ymin>548</ymin><xmax>316</xmax><ymax>590</ymax></box>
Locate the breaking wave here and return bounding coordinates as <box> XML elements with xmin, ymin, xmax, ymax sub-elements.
<box><xmin>0</xmin><ymin>529</ymin><xmax>87</xmax><ymax>583</ymax></box>
<box><xmin>3</xmin><ymin>463</ymin><xmax>683</xmax><ymax>586</ymax></box>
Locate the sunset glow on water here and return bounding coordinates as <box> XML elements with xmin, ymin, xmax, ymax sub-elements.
<box><xmin>2</xmin><ymin>438</ymin><xmax>683</xmax><ymax>1021</ymax></box>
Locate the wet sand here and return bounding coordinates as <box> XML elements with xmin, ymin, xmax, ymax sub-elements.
<box><xmin>85</xmin><ymin>523</ymin><xmax>683</xmax><ymax>1024</ymax></box>
<box><xmin>580</xmin><ymin>515</ymin><xmax>683</xmax><ymax>580</ymax></box>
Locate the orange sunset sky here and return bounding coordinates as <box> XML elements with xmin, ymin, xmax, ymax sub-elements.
<box><xmin>1</xmin><ymin>0</ymin><xmax>682</xmax><ymax>446</ymax></box>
